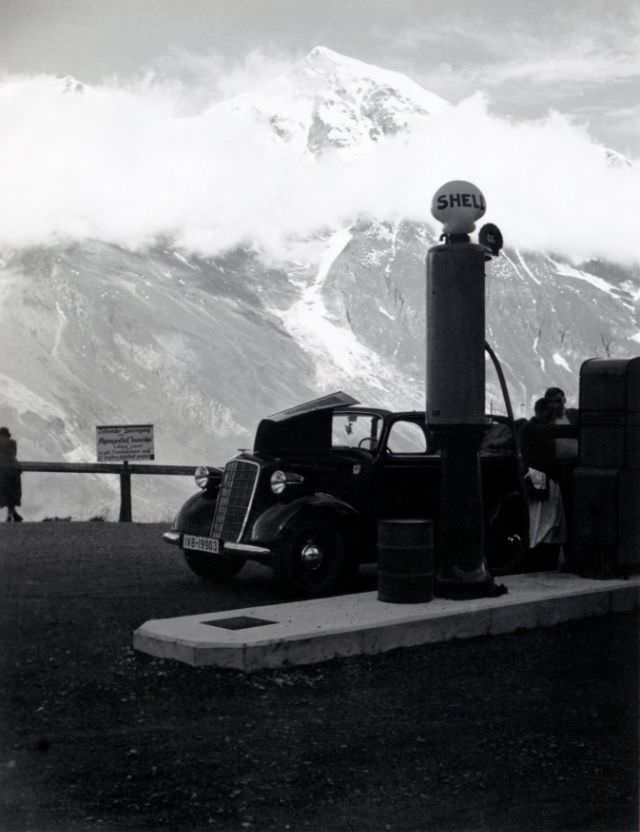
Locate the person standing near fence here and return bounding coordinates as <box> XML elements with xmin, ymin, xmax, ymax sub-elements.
<box><xmin>0</xmin><ymin>427</ymin><xmax>23</xmax><ymax>522</ymax></box>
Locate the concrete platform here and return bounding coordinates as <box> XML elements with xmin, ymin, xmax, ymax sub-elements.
<box><xmin>133</xmin><ymin>573</ymin><xmax>640</xmax><ymax>672</ymax></box>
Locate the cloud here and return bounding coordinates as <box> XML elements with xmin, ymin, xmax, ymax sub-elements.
<box><xmin>121</xmin><ymin>47</ymin><xmax>302</xmax><ymax>115</ymax></box>
<box><xmin>388</xmin><ymin>5</ymin><xmax>640</xmax><ymax>158</ymax></box>
<box><xmin>476</xmin><ymin>43</ymin><xmax>640</xmax><ymax>88</ymax></box>
<box><xmin>389</xmin><ymin>2</ymin><xmax>640</xmax><ymax>85</ymax></box>
<box><xmin>407</xmin><ymin>35</ymin><xmax>640</xmax><ymax>103</ymax></box>
<box><xmin>0</xmin><ymin>70</ymin><xmax>639</xmax><ymax>265</ymax></box>
<box><xmin>602</xmin><ymin>104</ymin><xmax>640</xmax><ymax>138</ymax></box>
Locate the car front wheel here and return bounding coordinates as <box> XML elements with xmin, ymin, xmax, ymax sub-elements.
<box><xmin>273</xmin><ymin>520</ymin><xmax>346</xmax><ymax>599</ymax></box>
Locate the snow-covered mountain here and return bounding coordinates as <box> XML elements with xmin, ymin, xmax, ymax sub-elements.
<box><xmin>223</xmin><ymin>45</ymin><xmax>449</xmax><ymax>153</ymax></box>
<box><xmin>1</xmin><ymin>47</ymin><xmax>638</xmax><ymax>520</ymax></box>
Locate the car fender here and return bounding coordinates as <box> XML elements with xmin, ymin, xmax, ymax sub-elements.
<box><xmin>250</xmin><ymin>493</ymin><xmax>361</xmax><ymax>546</ymax></box>
<box><xmin>173</xmin><ymin>490</ymin><xmax>217</xmax><ymax>537</ymax></box>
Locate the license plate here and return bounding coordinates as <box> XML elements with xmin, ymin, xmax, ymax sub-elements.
<box><xmin>183</xmin><ymin>535</ymin><xmax>220</xmax><ymax>554</ymax></box>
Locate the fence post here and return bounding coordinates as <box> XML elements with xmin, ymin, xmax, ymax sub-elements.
<box><xmin>119</xmin><ymin>461</ymin><xmax>132</xmax><ymax>522</ymax></box>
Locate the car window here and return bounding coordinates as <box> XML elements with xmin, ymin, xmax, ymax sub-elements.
<box><xmin>332</xmin><ymin>413</ymin><xmax>382</xmax><ymax>451</ymax></box>
<box><xmin>385</xmin><ymin>420</ymin><xmax>428</xmax><ymax>454</ymax></box>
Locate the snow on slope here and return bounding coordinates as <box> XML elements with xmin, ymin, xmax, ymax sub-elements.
<box><xmin>270</xmin><ymin>228</ymin><xmax>417</xmax><ymax>400</ymax></box>
<box><xmin>546</xmin><ymin>256</ymin><xmax>618</xmax><ymax>297</ymax></box>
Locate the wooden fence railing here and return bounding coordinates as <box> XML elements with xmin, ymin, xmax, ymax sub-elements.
<box><xmin>18</xmin><ymin>461</ymin><xmax>201</xmax><ymax>521</ymax></box>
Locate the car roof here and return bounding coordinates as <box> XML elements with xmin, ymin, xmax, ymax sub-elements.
<box><xmin>335</xmin><ymin>406</ymin><xmax>424</xmax><ymax>419</ymax></box>
<box><xmin>265</xmin><ymin>391</ymin><xmax>359</xmax><ymax>423</ymax></box>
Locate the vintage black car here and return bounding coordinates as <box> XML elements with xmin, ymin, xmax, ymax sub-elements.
<box><xmin>163</xmin><ymin>392</ymin><xmax>528</xmax><ymax>598</ymax></box>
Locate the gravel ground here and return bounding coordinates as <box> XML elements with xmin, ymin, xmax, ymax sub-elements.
<box><xmin>0</xmin><ymin>522</ymin><xmax>638</xmax><ymax>832</ymax></box>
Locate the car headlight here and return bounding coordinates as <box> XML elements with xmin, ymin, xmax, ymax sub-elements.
<box><xmin>194</xmin><ymin>465</ymin><xmax>211</xmax><ymax>489</ymax></box>
<box><xmin>270</xmin><ymin>470</ymin><xmax>304</xmax><ymax>495</ymax></box>
<box><xmin>270</xmin><ymin>470</ymin><xmax>287</xmax><ymax>495</ymax></box>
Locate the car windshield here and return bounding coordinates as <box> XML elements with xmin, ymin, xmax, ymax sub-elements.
<box><xmin>331</xmin><ymin>412</ymin><xmax>382</xmax><ymax>451</ymax></box>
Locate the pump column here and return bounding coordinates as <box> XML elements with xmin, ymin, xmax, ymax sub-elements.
<box><xmin>427</xmin><ymin>181</ymin><xmax>506</xmax><ymax>599</ymax></box>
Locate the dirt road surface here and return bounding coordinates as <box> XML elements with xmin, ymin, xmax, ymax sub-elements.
<box><xmin>1</xmin><ymin>523</ymin><xmax>638</xmax><ymax>831</ymax></box>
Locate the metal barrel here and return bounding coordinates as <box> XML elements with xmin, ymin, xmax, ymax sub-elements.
<box><xmin>377</xmin><ymin>519</ymin><xmax>434</xmax><ymax>603</ymax></box>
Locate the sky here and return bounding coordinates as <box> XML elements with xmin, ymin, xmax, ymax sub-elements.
<box><xmin>1</xmin><ymin>0</ymin><xmax>640</xmax><ymax>263</ymax></box>
<box><xmin>3</xmin><ymin>0</ymin><xmax>639</xmax><ymax>157</ymax></box>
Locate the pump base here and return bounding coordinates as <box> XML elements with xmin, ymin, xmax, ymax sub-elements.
<box><xmin>435</xmin><ymin>577</ymin><xmax>508</xmax><ymax>600</ymax></box>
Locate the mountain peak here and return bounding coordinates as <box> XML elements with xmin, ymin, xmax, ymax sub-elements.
<box><xmin>300</xmin><ymin>46</ymin><xmax>447</xmax><ymax>105</ymax></box>
<box><xmin>305</xmin><ymin>45</ymin><xmax>348</xmax><ymax>64</ymax></box>
<box><xmin>226</xmin><ymin>46</ymin><xmax>448</xmax><ymax>154</ymax></box>
<box><xmin>302</xmin><ymin>45</ymin><xmax>376</xmax><ymax>75</ymax></box>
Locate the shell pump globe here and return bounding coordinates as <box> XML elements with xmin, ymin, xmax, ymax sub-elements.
<box><xmin>431</xmin><ymin>180</ymin><xmax>486</xmax><ymax>234</ymax></box>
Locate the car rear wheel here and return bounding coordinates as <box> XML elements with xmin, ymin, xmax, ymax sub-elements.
<box><xmin>273</xmin><ymin>520</ymin><xmax>346</xmax><ymax>599</ymax></box>
<box><xmin>183</xmin><ymin>550</ymin><xmax>246</xmax><ymax>581</ymax></box>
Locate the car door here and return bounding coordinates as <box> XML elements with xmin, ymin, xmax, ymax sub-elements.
<box><xmin>376</xmin><ymin>418</ymin><xmax>440</xmax><ymax>519</ymax></box>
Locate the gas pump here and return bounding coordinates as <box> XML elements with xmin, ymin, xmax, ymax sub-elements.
<box><xmin>427</xmin><ymin>180</ymin><xmax>507</xmax><ymax>598</ymax></box>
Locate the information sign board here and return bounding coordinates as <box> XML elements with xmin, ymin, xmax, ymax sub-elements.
<box><xmin>96</xmin><ymin>424</ymin><xmax>155</xmax><ymax>462</ymax></box>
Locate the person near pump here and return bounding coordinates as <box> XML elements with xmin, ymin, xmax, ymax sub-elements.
<box><xmin>544</xmin><ymin>386</ymin><xmax>579</xmax><ymax>533</ymax></box>
<box><xmin>544</xmin><ymin>387</ymin><xmax>579</xmax><ymax>458</ymax></box>
<box><xmin>520</xmin><ymin>398</ymin><xmax>566</xmax><ymax>569</ymax></box>
<box><xmin>0</xmin><ymin>427</ymin><xmax>23</xmax><ymax>522</ymax></box>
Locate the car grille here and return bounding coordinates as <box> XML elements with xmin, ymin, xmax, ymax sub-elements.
<box><xmin>211</xmin><ymin>459</ymin><xmax>259</xmax><ymax>541</ymax></box>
